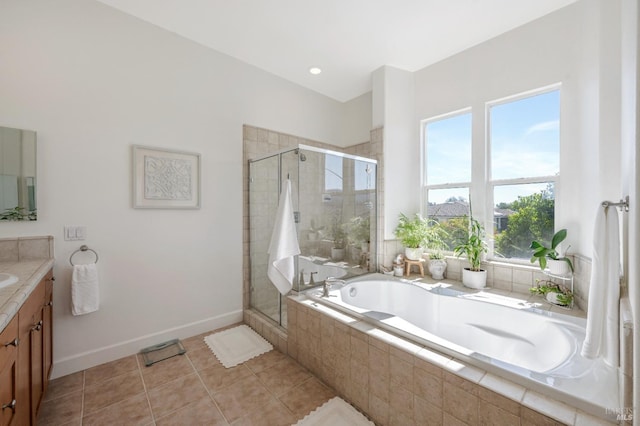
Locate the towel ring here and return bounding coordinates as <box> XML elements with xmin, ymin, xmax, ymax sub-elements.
<box><xmin>69</xmin><ymin>245</ymin><xmax>99</xmax><ymax>266</ymax></box>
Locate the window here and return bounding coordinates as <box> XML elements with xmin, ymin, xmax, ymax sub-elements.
<box><xmin>325</xmin><ymin>154</ymin><xmax>343</xmax><ymax>191</ymax></box>
<box><xmin>422</xmin><ymin>85</ymin><xmax>561</xmax><ymax>260</ymax></box>
<box><xmin>489</xmin><ymin>88</ymin><xmax>560</xmax><ymax>259</ymax></box>
<box><xmin>423</xmin><ymin>111</ymin><xmax>472</xmax><ymax>251</ymax></box>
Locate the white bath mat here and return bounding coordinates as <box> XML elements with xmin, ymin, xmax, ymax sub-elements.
<box><xmin>204</xmin><ymin>325</ymin><xmax>272</xmax><ymax>368</ymax></box>
<box><xmin>294</xmin><ymin>397</ymin><xmax>374</xmax><ymax>426</ymax></box>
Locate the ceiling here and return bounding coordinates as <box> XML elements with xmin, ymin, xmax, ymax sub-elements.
<box><xmin>96</xmin><ymin>0</ymin><xmax>577</xmax><ymax>102</ymax></box>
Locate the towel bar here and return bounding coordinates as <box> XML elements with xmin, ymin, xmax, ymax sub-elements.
<box><xmin>601</xmin><ymin>195</ymin><xmax>629</xmax><ymax>212</ymax></box>
<box><xmin>69</xmin><ymin>245</ymin><xmax>99</xmax><ymax>266</ymax></box>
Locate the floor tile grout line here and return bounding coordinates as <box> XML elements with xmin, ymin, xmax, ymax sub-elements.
<box><xmin>251</xmin><ymin>356</ymin><xmax>306</xmax><ymax>420</ymax></box>
<box><xmin>187</xmin><ymin>347</ymin><xmax>233</xmax><ymax>425</ymax></box>
<box><xmin>79</xmin><ymin>371</ymin><xmax>85</xmax><ymax>426</ymax></box>
<box><xmin>77</xmin><ymin>366</ymin><xmax>148</xmax><ymax>421</ymax></box>
<box><xmin>136</xmin><ymin>352</ymin><xmax>157</xmax><ymax>426</ymax></box>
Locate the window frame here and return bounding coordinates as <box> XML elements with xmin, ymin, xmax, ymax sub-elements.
<box><xmin>485</xmin><ymin>84</ymin><xmax>561</xmax><ymax>262</ymax></box>
<box><xmin>421</xmin><ymin>84</ymin><xmax>562</xmax><ymax>263</ymax></box>
<box><xmin>421</xmin><ymin>107</ymin><xmax>473</xmax><ymax>203</ymax></box>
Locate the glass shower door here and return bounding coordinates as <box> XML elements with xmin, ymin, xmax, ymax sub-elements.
<box><xmin>249</xmin><ymin>149</ymin><xmax>299</xmax><ymax>327</ymax></box>
<box><xmin>249</xmin><ymin>154</ymin><xmax>281</xmax><ymax>323</ymax></box>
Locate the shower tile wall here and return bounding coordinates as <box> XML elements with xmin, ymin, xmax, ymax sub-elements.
<box><xmin>242</xmin><ymin>125</ymin><xmax>382</xmax><ymax>319</ymax></box>
<box><xmin>344</xmin><ymin>127</ymin><xmax>384</xmax><ymax>269</ymax></box>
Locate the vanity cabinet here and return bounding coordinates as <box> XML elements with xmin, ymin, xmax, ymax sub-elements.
<box><xmin>0</xmin><ymin>268</ymin><xmax>54</xmax><ymax>426</ymax></box>
<box><xmin>42</xmin><ymin>275</ymin><xmax>53</xmax><ymax>393</ymax></box>
<box><xmin>0</xmin><ymin>316</ymin><xmax>18</xmax><ymax>426</ymax></box>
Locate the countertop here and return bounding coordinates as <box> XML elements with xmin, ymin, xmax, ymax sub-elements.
<box><xmin>0</xmin><ymin>259</ymin><xmax>55</xmax><ymax>332</ymax></box>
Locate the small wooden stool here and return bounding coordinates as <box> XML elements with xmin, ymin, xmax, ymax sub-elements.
<box><xmin>405</xmin><ymin>258</ymin><xmax>425</xmax><ymax>277</ymax></box>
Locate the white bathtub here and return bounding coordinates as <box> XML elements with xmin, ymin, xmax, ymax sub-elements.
<box><xmin>298</xmin><ymin>256</ymin><xmax>347</xmax><ymax>285</ymax></box>
<box><xmin>306</xmin><ymin>273</ymin><xmax>619</xmax><ymax>418</ymax></box>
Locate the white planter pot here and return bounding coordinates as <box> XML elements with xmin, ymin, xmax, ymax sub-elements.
<box><xmin>462</xmin><ymin>268</ymin><xmax>487</xmax><ymax>289</ymax></box>
<box><xmin>349</xmin><ymin>246</ymin><xmax>362</xmax><ymax>261</ymax></box>
<box><xmin>405</xmin><ymin>247</ymin><xmax>424</xmax><ymax>261</ymax></box>
<box><xmin>393</xmin><ymin>265</ymin><xmax>404</xmax><ymax>276</ymax></box>
<box><xmin>331</xmin><ymin>248</ymin><xmax>345</xmax><ymax>261</ymax></box>
<box><xmin>545</xmin><ymin>292</ymin><xmax>566</xmax><ymax>305</ymax></box>
<box><xmin>428</xmin><ymin>259</ymin><xmax>447</xmax><ymax>280</ymax></box>
<box><xmin>547</xmin><ymin>259</ymin><xmax>570</xmax><ymax>276</ymax></box>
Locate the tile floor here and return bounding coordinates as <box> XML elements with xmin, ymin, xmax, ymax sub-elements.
<box><xmin>37</xmin><ymin>324</ymin><xmax>337</xmax><ymax>426</ymax></box>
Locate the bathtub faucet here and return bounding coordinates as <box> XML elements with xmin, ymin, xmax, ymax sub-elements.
<box><xmin>309</xmin><ymin>271</ymin><xmax>318</xmax><ymax>286</ymax></box>
<box><xmin>323</xmin><ymin>277</ymin><xmax>345</xmax><ymax>297</ymax></box>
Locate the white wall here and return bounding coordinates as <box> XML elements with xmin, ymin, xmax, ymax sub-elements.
<box><xmin>411</xmin><ymin>1</ymin><xmax>615</xmax><ymax>257</ymax></box>
<box><xmin>374</xmin><ymin>66</ymin><xmax>419</xmax><ymax>239</ymax></box>
<box><xmin>620</xmin><ymin>0</ymin><xmax>639</xmax><ymax>420</ymax></box>
<box><xmin>340</xmin><ymin>92</ymin><xmax>373</xmax><ymax>146</ymax></box>
<box><xmin>0</xmin><ymin>0</ymin><xmax>361</xmax><ymax>377</ymax></box>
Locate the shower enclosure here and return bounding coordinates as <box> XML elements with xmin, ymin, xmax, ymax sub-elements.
<box><xmin>249</xmin><ymin>145</ymin><xmax>377</xmax><ymax>327</ymax></box>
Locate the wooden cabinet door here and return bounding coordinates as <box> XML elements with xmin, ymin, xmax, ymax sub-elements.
<box><xmin>29</xmin><ymin>309</ymin><xmax>43</xmax><ymax>425</ymax></box>
<box><xmin>42</xmin><ymin>273</ymin><xmax>54</xmax><ymax>391</ymax></box>
<box><xmin>0</xmin><ymin>357</ymin><xmax>17</xmax><ymax>426</ymax></box>
<box><xmin>16</xmin><ymin>278</ymin><xmax>45</xmax><ymax>426</ymax></box>
<box><xmin>0</xmin><ymin>316</ymin><xmax>18</xmax><ymax>426</ymax></box>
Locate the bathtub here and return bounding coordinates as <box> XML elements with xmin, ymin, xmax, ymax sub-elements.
<box><xmin>298</xmin><ymin>256</ymin><xmax>347</xmax><ymax>285</ymax></box>
<box><xmin>306</xmin><ymin>273</ymin><xmax>619</xmax><ymax>418</ymax></box>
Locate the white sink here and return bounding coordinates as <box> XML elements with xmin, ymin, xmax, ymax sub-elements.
<box><xmin>0</xmin><ymin>273</ymin><xmax>18</xmax><ymax>289</ymax></box>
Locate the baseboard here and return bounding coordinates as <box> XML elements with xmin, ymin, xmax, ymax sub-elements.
<box><xmin>50</xmin><ymin>310</ymin><xmax>243</xmax><ymax>379</ymax></box>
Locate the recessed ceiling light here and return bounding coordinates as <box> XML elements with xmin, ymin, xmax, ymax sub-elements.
<box><xmin>309</xmin><ymin>67</ymin><xmax>322</xmax><ymax>75</ymax></box>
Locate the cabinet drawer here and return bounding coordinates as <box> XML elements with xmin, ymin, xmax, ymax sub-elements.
<box><xmin>0</xmin><ymin>315</ymin><xmax>18</xmax><ymax>369</ymax></box>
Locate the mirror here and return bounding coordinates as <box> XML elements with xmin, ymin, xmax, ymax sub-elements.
<box><xmin>0</xmin><ymin>126</ymin><xmax>37</xmax><ymax>221</ymax></box>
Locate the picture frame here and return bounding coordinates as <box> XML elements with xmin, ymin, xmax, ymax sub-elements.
<box><xmin>132</xmin><ymin>145</ymin><xmax>201</xmax><ymax>209</ymax></box>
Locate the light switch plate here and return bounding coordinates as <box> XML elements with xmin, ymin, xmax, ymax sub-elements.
<box><xmin>64</xmin><ymin>226</ymin><xmax>87</xmax><ymax>241</ymax></box>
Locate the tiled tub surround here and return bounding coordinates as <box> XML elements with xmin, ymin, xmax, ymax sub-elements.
<box><xmin>285</xmin><ymin>295</ymin><xmax>617</xmax><ymax>426</ymax></box>
<box><xmin>0</xmin><ymin>236</ymin><xmax>54</xmax><ymax>331</ymax></box>
<box><xmin>305</xmin><ymin>274</ymin><xmax>621</xmax><ymax>419</ymax></box>
<box><xmin>382</xmin><ymin>239</ymin><xmax>597</xmax><ymax>313</ymax></box>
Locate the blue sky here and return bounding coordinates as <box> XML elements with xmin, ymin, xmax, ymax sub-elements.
<box><xmin>426</xmin><ymin>89</ymin><xmax>559</xmax><ymax>205</ymax></box>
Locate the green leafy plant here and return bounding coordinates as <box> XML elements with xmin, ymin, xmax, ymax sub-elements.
<box><xmin>453</xmin><ymin>216</ymin><xmax>488</xmax><ymax>271</ymax></box>
<box><xmin>529</xmin><ymin>228</ymin><xmax>574</xmax><ymax>272</ymax></box>
<box><xmin>329</xmin><ymin>215</ymin><xmax>348</xmax><ymax>249</ymax></box>
<box><xmin>426</xmin><ymin>222</ymin><xmax>448</xmax><ymax>260</ymax></box>
<box><xmin>0</xmin><ymin>206</ymin><xmax>27</xmax><ymax>221</ymax></box>
<box><xmin>347</xmin><ymin>215</ymin><xmax>371</xmax><ymax>245</ymax></box>
<box><xmin>530</xmin><ymin>279</ymin><xmax>573</xmax><ymax>306</ymax></box>
<box><xmin>395</xmin><ymin>213</ymin><xmax>446</xmax><ymax>250</ymax></box>
<box><xmin>428</xmin><ymin>251</ymin><xmax>445</xmax><ymax>260</ymax></box>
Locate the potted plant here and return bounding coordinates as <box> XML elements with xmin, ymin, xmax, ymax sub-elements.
<box><xmin>426</xmin><ymin>223</ymin><xmax>448</xmax><ymax>279</ymax></box>
<box><xmin>307</xmin><ymin>218</ymin><xmax>321</xmax><ymax>241</ymax></box>
<box><xmin>530</xmin><ymin>279</ymin><xmax>574</xmax><ymax>306</ymax></box>
<box><xmin>395</xmin><ymin>213</ymin><xmax>433</xmax><ymax>260</ymax></box>
<box><xmin>529</xmin><ymin>229</ymin><xmax>574</xmax><ymax>276</ymax></box>
<box><xmin>329</xmin><ymin>216</ymin><xmax>347</xmax><ymax>261</ymax></box>
<box><xmin>347</xmin><ymin>215</ymin><xmax>371</xmax><ymax>252</ymax></box>
<box><xmin>454</xmin><ymin>216</ymin><xmax>488</xmax><ymax>289</ymax></box>
<box><xmin>427</xmin><ymin>250</ymin><xmax>447</xmax><ymax>280</ymax></box>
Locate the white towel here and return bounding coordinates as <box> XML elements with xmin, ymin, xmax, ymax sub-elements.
<box><xmin>71</xmin><ymin>263</ymin><xmax>100</xmax><ymax>316</ymax></box>
<box><xmin>581</xmin><ymin>205</ymin><xmax>620</xmax><ymax>367</ymax></box>
<box><xmin>267</xmin><ymin>179</ymin><xmax>300</xmax><ymax>295</ymax></box>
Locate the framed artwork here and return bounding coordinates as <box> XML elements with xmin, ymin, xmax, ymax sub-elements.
<box><xmin>132</xmin><ymin>145</ymin><xmax>201</xmax><ymax>209</ymax></box>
